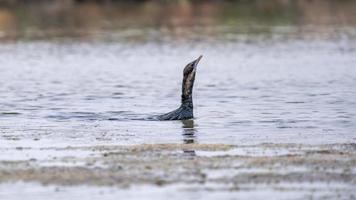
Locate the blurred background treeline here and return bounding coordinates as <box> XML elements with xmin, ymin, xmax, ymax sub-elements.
<box><xmin>0</xmin><ymin>0</ymin><xmax>355</xmax><ymax>41</ymax></box>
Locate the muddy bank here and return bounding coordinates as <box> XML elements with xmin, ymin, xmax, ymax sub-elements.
<box><xmin>0</xmin><ymin>143</ymin><xmax>355</xmax><ymax>199</ymax></box>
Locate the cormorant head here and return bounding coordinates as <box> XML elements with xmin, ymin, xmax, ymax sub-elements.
<box><xmin>183</xmin><ymin>55</ymin><xmax>202</xmax><ymax>76</ymax></box>
<box><xmin>182</xmin><ymin>55</ymin><xmax>202</xmax><ymax>102</ymax></box>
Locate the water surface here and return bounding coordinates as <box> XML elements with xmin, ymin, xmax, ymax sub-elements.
<box><xmin>1</xmin><ymin>40</ymin><xmax>355</xmax><ymax>147</ymax></box>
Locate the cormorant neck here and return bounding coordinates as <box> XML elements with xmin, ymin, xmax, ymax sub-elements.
<box><xmin>181</xmin><ymin>95</ymin><xmax>193</xmax><ymax>108</ymax></box>
<box><xmin>181</xmin><ymin>70</ymin><xmax>195</xmax><ymax>109</ymax></box>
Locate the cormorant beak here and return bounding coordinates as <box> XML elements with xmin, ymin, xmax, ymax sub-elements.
<box><xmin>193</xmin><ymin>55</ymin><xmax>203</xmax><ymax>68</ymax></box>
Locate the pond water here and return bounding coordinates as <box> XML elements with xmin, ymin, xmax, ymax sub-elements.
<box><xmin>1</xmin><ymin>39</ymin><xmax>355</xmax><ymax>148</ymax></box>
<box><xmin>0</xmin><ymin>1</ymin><xmax>355</xmax><ymax>199</ymax></box>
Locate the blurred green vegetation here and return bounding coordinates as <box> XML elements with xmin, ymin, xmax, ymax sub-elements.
<box><xmin>0</xmin><ymin>0</ymin><xmax>355</xmax><ymax>41</ymax></box>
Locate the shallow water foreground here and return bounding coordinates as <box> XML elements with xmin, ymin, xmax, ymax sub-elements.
<box><xmin>0</xmin><ymin>142</ymin><xmax>356</xmax><ymax>200</ymax></box>
<box><xmin>0</xmin><ymin>1</ymin><xmax>356</xmax><ymax>199</ymax></box>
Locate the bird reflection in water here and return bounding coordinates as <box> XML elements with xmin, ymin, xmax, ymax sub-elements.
<box><xmin>181</xmin><ymin>119</ymin><xmax>197</xmax><ymax>157</ymax></box>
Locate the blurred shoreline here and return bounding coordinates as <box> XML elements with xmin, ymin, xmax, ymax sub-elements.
<box><xmin>0</xmin><ymin>0</ymin><xmax>355</xmax><ymax>42</ymax></box>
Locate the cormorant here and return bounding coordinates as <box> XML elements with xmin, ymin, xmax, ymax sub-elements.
<box><xmin>157</xmin><ymin>55</ymin><xmax>202</xmax><ymax>120</ymax></box>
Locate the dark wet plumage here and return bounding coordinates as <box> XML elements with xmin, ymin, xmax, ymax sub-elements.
<box><xmin>157</xmin><ymin>55</ymin><xmax>202</xmax><ymax>120</ymax></box>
